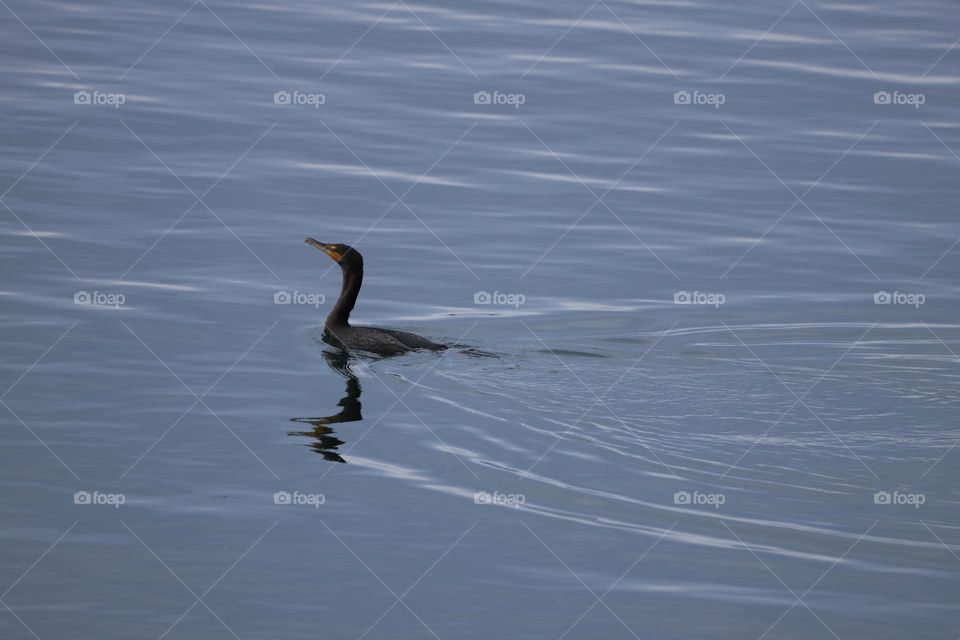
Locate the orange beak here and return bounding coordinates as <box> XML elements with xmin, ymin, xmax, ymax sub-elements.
<box><xmin>305</xmin><ymin>237</ymin><xmax>343</xmax><ymax>262</ymax></box>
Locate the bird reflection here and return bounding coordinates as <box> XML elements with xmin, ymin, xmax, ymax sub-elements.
<box><xmin>289</xmin><ymin>349</ymin><xmax>362</xmax><ymax>463</ymax></box>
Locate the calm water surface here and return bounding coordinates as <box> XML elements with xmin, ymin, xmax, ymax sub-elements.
<box><xmin>2</xmin><ymin>0</ymin><xmax>959</xmax><ymax>638</ymax></box>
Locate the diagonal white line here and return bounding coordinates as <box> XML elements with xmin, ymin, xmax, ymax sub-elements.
<box><xmin>524</xmin><ymin>519</ymin><xmax>671</xmax><ymax>640</ymax></box>
<box><xmin>357</xmin><ymin>600</ymin><xmax>403</xmax><ymax>640</ymax></box>
<box><xmin>1</xmin><ymin>521</ymin><xmax>79</xmax><ymax>600</ymax></box>
<box><xmin>121</xmin><ymin>321</ymin><xmax>197</xmax><ymax>395</ymax></box>
<box><xmin>720</xmin><ymin>322</ymin><xmax>877</xmax><ymax>479</ymax></box>
<box><xmin>0</xmin><ymin>0</ymin><xmax>79</xmax><ymax>78</ymax></box>
<box><xmin>721</xmin><ymin>121</ymin><xmax>876</xmax><ymax>277</ymax></box>
<box><xmin>316</xmin><ymin>322</ymin><xmax>480</xmax><ymax>476</ymax></box>
<box><xmin>798</xmin><ymin>0</ymin><xmax>879</xmax><ymax>80</ymax></box>
<box><xmin>519</xmin><ymin>120</ymin><xmax>679</xmax><ymax>279</ymax></box>
<box><xmin>321</xmin><ymin>521</ymin><xmax>398</xmax><ymax>598</ymax></box>
<box><xmin>1</xmin><ymin>121</ymin><xmax>79</xmax><ymax>200</ymax></box>
<box><xmin>596</xmin><ymin>200</ymin><xmax>680</xmax><ymax>279</ymax></box>
<box><xmin>799</xmin><ymin>520</ymin><xmax>878</xmax><ymax>601</ymax></box>
<box><xmin>525</xmin><ymin>322</ymin><xmax>677</xmax><ymax>475</ymax></box>
<box><xmin>397</xmin><ymin>121</ymin><xmax>478</xmax><ymax>203</ymax></box>
<box><xmin>597</xmin><ymin>121</ymin><xmax>679</xmax><ymax>201</ymax></box>
<box><xmin>1</xmin><ymin>400</ymin><xmax>80</xmax><ymax>479</ymax></box>
<box><xmin>119</xmin><ymin>321</ymin><xmax>279</xmax><ymax>478</ymax></box>
<box><xmin>921</xmin><ymin>35</ymin><xmax>960</xmax><ymax>78</ymax></box>
<box><xmin>400</xmin><ymin>0</ymin><xmax>479</xmax><ymax>79</ymax></box>
<box><xmin>206</xmin><ymin>319</ymin><xmax>278</xmax><ymax>396</ymax></box>
<box><xmin>920</xmin><ymin>521</ymin><xmax>960</xmax><ymax>564</ymax></box>
<box><xmin>724</xmin><ymin>524</ymin><xmax>834</xmax><ymax>640</ymax></box>
<box><xmin>798</xmin><ymin>120</ymin><xmax>879</xmax><ymax>202</ymax></box>
<box><xmin>720</xmin><ymin>120</ymin><xmax>879</xmax><ymax>279</ymax></box>
<box><xmin>519</xmin><ymin>120</ymin><xmax>600</xmax><ymax>199</ymax></box>
<box><xmin>126</xmin><ymin>317</ymin><xmax>284</xmax><ymax>481</ymax></box>
<box><xmin>726</xmin><ymin>520</ymin><xmax>876</xmax><ymax>640</ymax></box>
<box><xmin>317</xmin><ymin>119</ymin><xmax>480</xmax><ymax>278</ymax></box>
<box><xmin>158</xmin><ymin>601</ymin><xmax>201</xmax><ymax>640</ymax></box>
<box><xmin>921</xmin><ymin>322</ymin><xmax>960</xmax><ymax>364</ymax></box>
<box><xmin>198</xmin><ymin>201</ymin><xmax>282</xmax><ymax>279</ymax></box>
<box><xmin>202</xmin><ymin>121</ymin><xmax>280</xmax><ymax>199</ymax></box>
<box><xmin>198</xmin><ymin>399</ymin><xmax>280</xmax><ymax>478</ymax></box>
<box><xmin>720</xmin><ymin>200</ymin><xmax>801</xmax><ymax>279</ymax></box>
<box><xmin>719</xmin><ymin>0</ymin><xmax>800</xmax><ymax>80</ymax></box>
<box><xmin>121</xmin><ymin>120</ymin><xmax>200</xmax><ymax>198</ymax></box>
<box><xmin>199</xmin><ymin>0</ymin><xmax>280</xmax><ymax>79</ymax></box>
<box><xmin>918</xmin><ymin>123</ymin><xmax>960</xmax><ymax>279</ymax></box>
<box><xmin>776</xmin><ymin>380</ymin><xmax>879</xmax><ymax>480</ymax></box>
<box><xmin>0</xmin><ymin>200</ymin><xmax>81</xmax><ymax>279</ymax></box>
<box><xmin>799</xmin><ymin>200</ymin><xmax>880</xmax><ymax>279</ymax></box>
<box><xmin>121</xmin><ymin>521</ymin><xmax>202</xmax><ymax>599</ymax></box>
<box><xmin>916</xmin><ymin>324</ymin><xmax>960</xmax><ymax>480</ymax></box>
<box><xmin>319</xmin><ymin>120</ymin><xmax>479</xmax><ymax>278</ymax></box>
<box><xmin>602</xmin><ymin>521</ymin><xmax>677</xmax><ymax>597</ymax></box>
<box><xmin>521</xmin><ymin>520</ymin><xmax>599</xmax><ymax>597</ymax></box>
<box><xmin>320</xmin><ymin>0</ymin><xmax>400</xmax><ymax>81</ymax></box>
<box><xmin>597</xmin><ymin>0</ymin><xmax>678</xmax><ymax>79</ymax></box>
<box><xmin>314</xmin><ymin>121</ymin><xmax>477</xmax><ymax>283</ymax></box>
<box><xmin>721</xmin><ymin>121</ymin><xmax>799</xmax><ymax>198</ymax></box>
<box><xmin>400</xmin><ymin>520</ymin><xmax>478</xmax><ymax>599</ymax></box>
<box><xmin>521</xmin><ymin>121</ymin><xmax>678</xmax><ymax>279</ymax></box>
<box><xmin>197</xmin><ymin>605</ymin><xmax>242</xmax><ymax>640</ymax></box>
<box><xmin>595</xmin><ymin>599</ymin><xmax>643</xmax><ymax>640</ymax></box>
<box><xmin>400</xmin><ymin>606</ymin><xmax>442</xmax><ymax>640</ymax></box>
<box><xmin>0</xmin><ymin>600</ymin><xmax>42</xmax><ymax>640</ymax></box>
<box><xmin>398</xmin><ymin>201</ymin><xmax>480</xmax><ymax>279</ymax></box>
<box><xmin>921</xmin><ymin>234</ymin><xmax>960</xmax><ymax>280</ymax></box>
<box><xmin>119</xmin><ymin>121</ymin><xmax>279</xmax><ymax>280</ymax></box>
<box><xmin>723</xmin><ymin>322</ymin><xmax>880</xmax><ymax>480</ymax></box>
<box><xmin>917</xmin><ymin>434</ymin><xmax>958</xmax><ymax>481</ymax></box>
<box><xmin>119</xmin><ymin>398</ymin><xmax>202</xmax><ymax>480</ymax></box>
<box><xmin>521</xmin><ymin>0</ymin><xmax>600</xmax><ymax>79</ymax></box>
<box><xmin>346</xmin><ymin>520</ymin><xmax>477</xmax><ymax>640</ymax></box>
<box><xmin>521</xmin><ymin>320</ymin><xmax>679</xmax><ymax>477</ymax></box>
<box><xmin>2</xmin><ymin>320</ymin><xmax>79</xmax><ymax>399</ymax></box>
<box><xmin>368</xmin><ymin>370</ymin><xmax>480</xmax><ymax>478</ymax></box>
<box><xmin>121</xmin><ymin>0</ymin><xmax>201</xmax><ymax>78</ymax></box>
<box><xmin>558</xmin><ymin>520</ymin><xmax>679</xmax><ymax>640</ymax></box>
<box><xmin>320</xmin><ymin>121</ymin><xmax>399</xmax><ymax>198</ymax></box>
<box><xmin>119</xmin><ymin>201</ymin><xmax>200</xmax><ymax>279</ymax></box>
<box><xmin>201</xmin><ymin>521</ymin><xmax>279</xmax><ymax>596</ymax></box>
<box><xmin>521</xmin><ymin>200</ymin><xmax>601</xmax><ymax>280</ymax></box>
<box><xmin>0</xmin><ymin>121</ymin><xmax>82</xmax><ymax>278</ymax></box>
<box><xmin>124</xmin><ymin>520</ymin><xmax>277</xmax><ymax>640</ymax></box>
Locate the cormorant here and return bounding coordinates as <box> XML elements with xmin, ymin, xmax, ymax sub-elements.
<box><xmin>305</xmin><ymin>238</ymin><xmax>446</xmax><ymax>356</ymax></box>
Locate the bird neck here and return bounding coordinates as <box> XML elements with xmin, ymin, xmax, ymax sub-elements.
<box><xmin>326</xmin><ymin>263</ymin><xmax>362</xmax><ymax>327</ymax></box>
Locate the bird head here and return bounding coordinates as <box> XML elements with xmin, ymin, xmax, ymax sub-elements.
<box><xmin>305</xmin><ymin>238</ymin><xmax>362</xmax><ymax>267</ymax></box>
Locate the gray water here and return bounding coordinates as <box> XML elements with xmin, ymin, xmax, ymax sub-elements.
<box><xmin>2</xmin><ymin>0</ymin><xmax>959</xmax><ymax>638</ymax></box>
